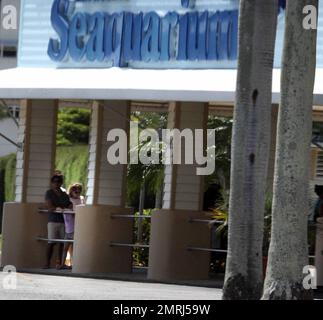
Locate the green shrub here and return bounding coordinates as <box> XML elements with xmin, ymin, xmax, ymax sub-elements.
<box><xmin>0</xmin><ymin>154</ymin><xmax>16</xmax><ymax>232</ymax></box>
<box><xmin>57</xmin><ymin>108</ymin><xmax>90</xmax><ymax>146</ymax></box>
<box><xmin>0</xmin><ymin>153</ymin><xmax>16</xmax><ymax>201</ymax></box>
<box><xmin>132</xmin><ymin>209</ymin><xmax>152</xmax><ymax>267</ymax></box>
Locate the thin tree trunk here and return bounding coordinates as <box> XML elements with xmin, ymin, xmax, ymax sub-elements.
<box><xmin>155</xmin><ymin>188</ymin><xmax>163</xmax><ymax>209</ymax></box>
<box><xmin>223</xmin><ymin>0</ymin><xmax>278</xmax><ymax>300</ymax></box>
<box><xmin>137</xmin><ymin>183</ymin><xmax>145</xmax><ymax>243</ymax></box>
<box><xmin>263</xmin><ymin>0</ymin><xmax>317</xmax><ymax>300</ymax></box>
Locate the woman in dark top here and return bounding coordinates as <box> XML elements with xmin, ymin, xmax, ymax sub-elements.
<box><xmin>44</xmin><ymin>174</ymin><xmax>72</xmax><ymax>269</ymax></box>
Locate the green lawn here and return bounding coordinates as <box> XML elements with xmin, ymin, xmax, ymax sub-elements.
<box><xmin>55</xmin><ymin>145</ymin><xmax>89</xmax><ymax>192</ymax></box>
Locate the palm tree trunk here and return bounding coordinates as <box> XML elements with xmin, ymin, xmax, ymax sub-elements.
<box><xmin>223</xmin><ymin>0</ymin><xmax>278</xmax><ymax>300</ymax></box>
<box><xmin>263</xmin><ymin>0</ymin><xmax>318</xmax><ymax>300</ymax></box>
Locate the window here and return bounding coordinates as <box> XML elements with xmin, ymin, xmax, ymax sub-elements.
<box><xmin>2</xmin><ymin>45</ymin><xmax>16</xmax><ymax>57</ymax></box>
<box><xmin>8</xmin><ymin>105</ymin><xmax>19</xmax><ymax>119</ymax></box>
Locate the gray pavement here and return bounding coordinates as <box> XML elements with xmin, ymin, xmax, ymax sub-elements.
<box><xmin>0</xmin><ymin>272</ymin><xmax>222</xmax><ymax>300</ymax></box>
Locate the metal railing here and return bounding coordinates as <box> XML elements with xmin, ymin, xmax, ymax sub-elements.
<box><xmin>37</xmin><ymin>209</ymin><xmax>74</xmax><ymax>244</ymax></box>
<box><xmin>38</xmin><ymin>209</ymin><xmax>75</xmax><ymax>215</ymax></box>
<box><xmin>34</xmin><ymin>208</ymin><xmax>317</xmax><ymax>269</ymax></box>
<box><xmin>187</xmin><ymin>246</ymin><xmax>227</xmax><ymax>253</ymax></box>
<box><xmin>35</xmin><ymin>237</ymin><xmax>74</xmax><ymax>244</ymax></box>
<box><xmin>108</xmin><ymin>214</ymin><xmax>151</xmax><ymax>250</ymax></box>
<box><xmin>110</xmin><ymin>242</ymin><xmax>150</xmax><ymax>249</ymax></box>
<box><xmin>188</xmin><ymin>218</ymin><xmax>224</xmax><ymax>225</ymax></box>
<box><xmin>109</xmin><ymin>215</ymin><xmax>226</xmax><ymax>254</ymax></box>
<box><xmin>110</xmin><ymin>214</ymin><xmax>151</xmax><ymax>219</ymax></box>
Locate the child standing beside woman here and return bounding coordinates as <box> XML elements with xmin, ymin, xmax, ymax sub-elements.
<box><xmin>60</xmin><ymin>183</ymin><xmax>85</xmax><ymax>269</ymax></box>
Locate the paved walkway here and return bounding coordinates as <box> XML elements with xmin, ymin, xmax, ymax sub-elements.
<box><xmin>0</xmin><ymin>272</ymin><xmax>223</xmax><ymax>300</ymax></box>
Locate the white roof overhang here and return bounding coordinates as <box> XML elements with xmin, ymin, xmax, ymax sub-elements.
<box><xmin>0</xmin><ymin>67</ymin><xmax>322</xmax><ymax>105</ymax></box>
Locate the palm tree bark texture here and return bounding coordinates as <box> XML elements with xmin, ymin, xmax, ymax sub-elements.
<box><xmin>223</xmin><ymin>0</ymin><xmax>278</xmax><ymax>300</ymax></box>
<box><xmin>263</xmin><ymin>0</ymin><xmax>318</xmax><ymax>300</ymax></box>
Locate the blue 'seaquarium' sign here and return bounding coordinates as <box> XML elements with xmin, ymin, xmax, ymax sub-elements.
<box><xmin>47</xmin><ymin>0</ymin><xmax>239</xmax><ymax>67</ymax></box>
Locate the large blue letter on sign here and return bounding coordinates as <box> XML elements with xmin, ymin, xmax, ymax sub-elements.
<box><xmin>160</xmin><ymin>12</ymin><xmax>179</xmax><ymax>61</ymax></box>
<box><xmin>141</xmin><ymin>12</ymin><xmax>161</xmax><ymax>62</ymax></box>
<box><xmin>69</xmin><ymin>13</ymin><xmax>87</xmax><ymax>61</ymax></box>
<box><xmin>187</xmin><ymin>11</ymin><xmax>208</xmax><ymax>61</ymax></box>
<box><xmin>228</xmin><ymin>10</ymin><xmax>238</xmax><ymax>60</ymax></box>
<box><xmin>48</xmin><ymin>0</ymin><xmax>69</xmax><ymax>62</ymax></box>
<box><xmin>87</xmin><ymin>12</ymin><xmax>105</xmax><ymax>61</ymax></box>
<box><xmin>123</xmin><ymin>12</ymin><xmax>143</xmax><ymax>62</ymax></box>
<box><xmin>104</xmin><ymin>13</ymin><xmax>124</xmax><ymax>67</ymax></box>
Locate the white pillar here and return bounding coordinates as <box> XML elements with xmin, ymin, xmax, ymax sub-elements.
<box><xmin>15</xmin><ymin>100</ymin><xmax>58</xmax><ymax>203</ymax></box>
<box><xmin>86</xmin><ymin>100</ymin><xmax>129</xmax><ymax>206</ymax></box>
<box><xmin>1</xmin><ymin>99</ymin><xmax>57</xmax><ymax>268</ymax></box>
<box><xmin>148</xmin><ymin>102</ymin><xmax>211</xmax><ymax>281</ymax></box>
<box><xmin>163</xmin><ymin>102</ymin><xmax>207</xmax><ymax>211</ymax></box>
<box><xmin>73</xmin><ymin>100</ymin><xmax>133</xmax><ymax>274</ymax></box>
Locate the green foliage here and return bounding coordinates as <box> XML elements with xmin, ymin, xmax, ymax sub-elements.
<box><xmin>55</xmin><ymin>145</ymin><xmax>89</xmax><ymax>192</ymax></box>
<box><xmin>0</xmin><ymin>153</ymin><xmax>16</xmax><ymax>201</ymax></box>
<box><xmin>0</xmin><ymin>101</ymin><xmax>9</xmax><ymax>120</ymax></box>
<box><xmin>4</xmin><ymin>154</ymin><xmax>16</xmax><ymax>201</ymax></box>
<box><xmin>127</xmin><ymin>112</ymin><xmax>167</xmax><ymax>208</ymax></box>
<box><xmin>263</xmin><ymin>194</ymin><xmax>273</xmax><ymax>256</ymax></box>
<box><xmin>132</xmin><ymin>209</ymin><xmax>152</xmax><ymax>267</ymax></box>
<box><xmin>209</xmin><ymin>202</ymin><xmax>228</xmax><ymax>273</ymax></box>
<box><xmin>131</xmin><ymin>111</ymin><xmax>168</xmax><ymax>129</ymax></box>
<box><xmin>57</xmin><ymin>108</ymin><xmax>90</xmax><ymax>146</ymax></box>
<box><xmin>0</xmin><ymin>107</ymin><xmax>7</xmax><ymax>120</ymax></box>
<box><xmin>127</xmin><ymin>161</ymin><xmax>164</xmax><ymax>208</ymax></box>
<box><xmin>209</xmin><ymin>189</ymin><xmax>229</xmax><ymax>248</ymax></box>
<box><xmin>206</xmin><ymin>116</ymin><xmax>233</xmax><ymax>191</ymax></box>
<box><xmin>0</xmin><ymin>154</ymin><xmax>16</xmax><ymax>232</ymax></box>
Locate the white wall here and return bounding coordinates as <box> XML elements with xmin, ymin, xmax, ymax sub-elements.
<box><xmin>0</xmin><ymin>117</ymin><xmax>17</xmax><ymax>157</ymax></box>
